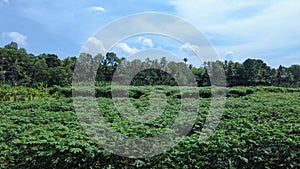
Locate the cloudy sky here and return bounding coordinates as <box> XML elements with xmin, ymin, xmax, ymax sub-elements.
<box><xmin>1</xmin><ymin>0</ymin><xmax>299</xmax><ymax>67</ymax></box>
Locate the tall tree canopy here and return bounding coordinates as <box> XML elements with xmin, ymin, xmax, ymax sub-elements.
<box><xmin>1</xmin><ymin>42</ymin><xmax>300</xmax><ymax>87</ymax></box>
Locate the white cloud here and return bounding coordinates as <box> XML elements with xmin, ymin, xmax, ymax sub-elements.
<box><xmin>89</xmin><ymin>6</ymin><xmax>106</xmax><ymax>12</ymax></box>
<box><xmin>116</xmin><ymin>42</ymin><xmax>139</xmax><ymax>55</ymax></box>
<box><xmin>142</xmin><ymin>38</ymin><xmax>154</xmax><ymax>48</ymax></box>
<box><xmin>82</xmin><ymin>36</ymin><xmax>106</xmax><ymax>56</ymax></box>
<box><xmin>138</xmin><ymin>37</ymin><xmax>154</xmax><ymax>47</ymax></box>
<box><xmin>180</xmin><ymin>42</ymin><xmax>220</xmax><ymax>62</ymax></box>
<box><xmin>224</xmin><ymin>51</ymin><xmax>237</xmax><ymax>61</ymax></box>
<box><xmin>4</xmin><ymin>32</ymin><xmax>27</xmax><ymax>45</ymax></box>
<box><xmin>180</xmin><ymin>42</ymin><xmax>199</xmax><ymax>52</ymax></box>
<box><xmin>225</xmin><ymin>51</ymin><xmax>234</xmax><ymax>56</ymax></box>
<box><xmin>169</xmin><ymin>0</ymin><xmax>300</xmax><ymax>67</ymax></box>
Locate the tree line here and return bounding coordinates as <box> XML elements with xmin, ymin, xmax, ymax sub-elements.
<box><xmin>1</xmin><ymin>42</ymin><xmax>300</xmax><ymax>87</ymax></box>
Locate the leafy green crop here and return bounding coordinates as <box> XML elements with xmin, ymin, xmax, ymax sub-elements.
<box><xmin>0</xmin><ymin>86</ymin><xmax>299</xmax><ymax>168</ymax></box>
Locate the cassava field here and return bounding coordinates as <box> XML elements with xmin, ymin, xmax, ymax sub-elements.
<box><xmin>0</xmin><ymin>85</ymin><xmax>299</xmax><ymax>168</ymax></box>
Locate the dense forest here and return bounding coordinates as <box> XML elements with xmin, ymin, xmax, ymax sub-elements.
<box><xmin>1</xmin><ymin>42</ymin><xmax>300</xmax><ymax>87</ymax></box>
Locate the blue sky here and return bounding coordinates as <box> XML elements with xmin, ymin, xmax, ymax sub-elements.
<box><xmin>1</xmin><ymin>0</ymin><xmax>299</xmax><ymax>68</ymax></box>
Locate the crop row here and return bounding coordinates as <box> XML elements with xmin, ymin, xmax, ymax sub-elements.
<box><xmin>0</xmin><ymin>88</ymin><xmax>299</xmax><ymax>168</ymax></box>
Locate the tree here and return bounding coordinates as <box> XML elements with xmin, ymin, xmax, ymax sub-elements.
<box><xmin>32</xmin><ymin>57</ymin><xmax>49</xmax><ymax>85</ymax></box>
<box><xmin>288</xmin><ymin>65</ymin><xmax>300</xmax><ymax>85</ymax></box>
<box><xmin>183</xmin><ymin>58</ymin><xmax>188</xmax><ymax>65</ymax></box>
<box><xmin>1</xmin><ymin>42</ymin><xmax>300</xmax><ymax>88</ymax></box>
<box><xmin>276</xmin><ymin>65</ymin><xmax>293</xmax><ymax>86</ymax></box>
<box><xmin>4</xmin><ymin>42</ymin><xmax>18</xmax><ymax>50</ymax></box>
<box><xmin>8</xmin><ymin>58</ymin><xmax>23</xmax><ymax>86</ymax></box>
<box><xmin>0</xmin><ymin>55</ymin><xmax>6</xmax><ymax>81</ymax></box>
<box><xmin>45</xmin><ymin>54</ymin><xmax>61</xmax><ymax>67</ymax></box>
<box><xmin>242</xmin><ymin>59</ymin><xmax>272</xmax><ymax>86</ymax></box>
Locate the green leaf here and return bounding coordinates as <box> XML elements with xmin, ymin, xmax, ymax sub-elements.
<box><xmin>70</xmin><ymin>148</ymin><xmax>82</xmax><ymax>154</ymax></box>
<box><xmin>238</xmin><ymin>155</ymin><xmax>249</xmax><ymax>163</ymax></box>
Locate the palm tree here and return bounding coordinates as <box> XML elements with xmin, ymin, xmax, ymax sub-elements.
<box><xmin>7</xmin><ymin>58</ymin><xmax>23</xmax><ymax>86</ymax></box>
<box><xmin>183</xmin><ymin>58</ymin><xmax>188</xmax><ymax>65</ymax></box>
<box><xmin>0</xmin><ymin>57</ymin><xmax>6</xmax><ymax>81</ymax></box>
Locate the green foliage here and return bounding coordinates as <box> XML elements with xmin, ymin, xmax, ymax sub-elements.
<box><xmin>0</xmin><ymin>86</ymin><xmax>299</xmax><ymax>168</ymax></box>
<box><xmin>1</xmin><ymin>42</ymin><xmax>299</xmax><ymax>168</ymax></box>
<box><xmin>0</xmin><ymin>84</ymin><xmax>50</xmax><ymax>102</ymax></box>
<box><xmin>50</xmin><ymin>85</ymin><xmax>286</xmax><ymax>99</ymax></box>
<box><xmin>2</xmin><ymin>42</ymin><xmax>300</xmax><ymax>88</ymax></box>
